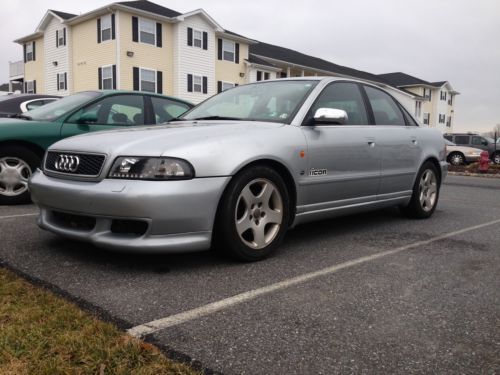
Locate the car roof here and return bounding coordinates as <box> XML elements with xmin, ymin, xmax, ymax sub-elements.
<box><xmin>97</xmin><ymin>90</ymin><xmax>194</xmax><ymax>106</ymax></box>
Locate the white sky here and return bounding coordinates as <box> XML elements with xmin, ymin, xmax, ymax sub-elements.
<box><xmin>2</xmin><ymin>0</ymin><xmax>499</xmax><ymax>132</ymax></box>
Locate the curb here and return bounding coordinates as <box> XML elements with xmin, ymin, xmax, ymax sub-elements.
<box><xmin>448</xmin><ymin>171</ymin><xmax>500</xmax><ymax>178</ymax></box>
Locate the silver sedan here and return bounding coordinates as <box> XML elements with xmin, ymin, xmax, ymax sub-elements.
<box><xmin>29</xmin><ymin>78</ymin><xmax>447</xmax><ymax>261</ymax></box>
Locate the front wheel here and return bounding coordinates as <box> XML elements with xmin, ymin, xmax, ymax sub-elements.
<box><xmin>0</xmin><ymin>146</ymin><xmax>40</xmax><ymax>205</ymax></box>
<box><xmin>215</xmin><ymin>166</ymin><xmax>290</xmax><ymax>261</ymax></box>
<box><xmin>400</xmin><ymin>161</ymin><xmax>440</xmax><ymax>219</ymax></box>
<box><xmin>447</xmin><ymin>152</ymin><xmax>465</xmax><ymax>166</ymax></box>
<box><xmin>493</xmin><ymin>152</ymin><xmax>500</xmax><ymax>165</ymax></box>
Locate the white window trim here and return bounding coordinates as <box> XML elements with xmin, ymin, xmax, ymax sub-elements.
<box><xmin>57</xmin><ymin>73</ymin><xmax>66</xmax><ymax>91</ymax></box>
<box><xmin>139</xmin><ymin>17</ymin><xmax>156</xmax><ymax>45</ymax></box>
<box><xmin>26</xmin><ymin>81</ymin><xmax>35</xmax><ymax>94</ymax></box>
<box><xmin>222</xmin><ymin>39</ymin><xmax>235</xmax><ymax>62</ymax></box>
<box><xmin>139</xmin><ymin>67</ymin><xmax>157</xmax><ymax>93</ymax></box>
<box><xmin>193</xmin><ymin>75</ymin><xmax>203</xmax><ymax>93</ymax></box>
<box><xmin>221</xmin><ymin>81</ymin><xmax>235</xmax><ymax>91</ymax></box>
<box><xmin>101</xmin><ymin>14</ymin><xmax>112</xmax><ymax>42</ymax></box>
<box><xmin>26</xmin><ymin>43</ymin><xmax>34</xmax><ymax>62</ymax></box>
<box><xmin>101</xmin><ymin>65</ymin><xmax>113</xmax><ymax>90</ymax></box>
<box><xmin>193</xmin><ymin>29</ymin><xmax>203</xmax><ymax>48</ymax></box>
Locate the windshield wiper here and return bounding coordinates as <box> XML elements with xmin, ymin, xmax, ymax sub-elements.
<box><xmin>188</xmin><ymin>116</ymin><xmax>242</xmax><ymax>121</ymax></box>
<box><xmin>8</xmin><ymin>113</ymin><xmax>32</xmax><ymax>120</ymax></box>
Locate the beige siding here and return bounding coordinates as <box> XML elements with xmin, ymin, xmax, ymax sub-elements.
<box><xmin>119</xmin><ymin>11</ymin><xmax>173</xmax><ymax>94</ymax></box>
<box><xmin>215</xmin><ymin>42</ymin><xmax>248</xmax><ymax>85</ymax></box>
<box><xmin>24</xmin><ymin>37</ymin><xmax>45</xmax><ymax>92</ymax></box>
<box><xmin>72</xmin><ymin>15</ymin><xmax>117</xmax><ymax>92</ymax></box>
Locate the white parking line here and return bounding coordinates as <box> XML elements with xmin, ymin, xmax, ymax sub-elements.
<box><xmin>0</xmin><ymin>213</ymin><xmax>38</xmax><ymax>220</ymax></box>
<box><xmin>127</xmin><ymin>217</ymin><xmax>500</xmax><ymax>338</ymax></box>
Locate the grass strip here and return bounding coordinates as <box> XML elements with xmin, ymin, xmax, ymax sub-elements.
<box><xmin>0</xmin><ymin>267</ymin><xmax>198</xmax><ymax>375</ymax></box>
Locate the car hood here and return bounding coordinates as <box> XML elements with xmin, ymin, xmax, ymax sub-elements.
<box><xmin>49</xmin><ymin>120</ymin><xmax>286</xmax><ymax>157</ymax></box>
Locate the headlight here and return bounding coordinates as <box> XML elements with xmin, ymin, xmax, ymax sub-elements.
<box><xmin>108</xmin><ymin>157</ymin><xmax>194</xmax><ymax>180</ymax></box>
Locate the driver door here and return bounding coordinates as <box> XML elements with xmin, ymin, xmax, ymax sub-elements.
<box><xmin>60</xmin><ymin>94</ymin><xmax>148</xmax><ymax>138</ymax></box>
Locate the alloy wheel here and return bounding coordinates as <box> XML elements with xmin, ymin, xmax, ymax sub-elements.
<box><xmin>419</xmin><ymin>169</ymin><xmax>437</xmax><ymax>212</ymax></box>
<box><xmin>0</xmin><ymin>157</ymin><xmax>32</xmax><ymax>197</ymax></box>
<box><xmin>449</xmin><ymin>153</ymin><xmax>464</xmax><ymax>166</ymax></box>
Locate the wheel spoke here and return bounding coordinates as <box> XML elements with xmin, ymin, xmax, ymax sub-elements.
<box><xmin>240</xmin><ymin>185</ymin><xmax>256</xmax><ymax>207</ymax></box>
<box><xmin>252</xmin><ymin>227</ymin><xmax>266</xmax><ymax>248</ymax></box>
<box><xmin>0</xmin><ymin>159</ymin><xmax>9</xmax><ymax>171</ymax></box>
<box><xmin>236</xmin><ymin>215</ymin><xmax>252</xmax><ymax>236</ymax></box>
<box><xmin>263</xmin><ymin>209</ymin><xmax>282</xmax><ymax>225</ymax></box>
<box><xmin>258</xmin><ymin>183</ymin><xmax>274</xmax><ymax>208</ymax></box>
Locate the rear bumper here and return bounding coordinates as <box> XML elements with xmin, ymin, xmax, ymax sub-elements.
<box><xmin>29</xmin><ymin>171</ymin><xmax>230</xmax><ymax>253</ymax></box>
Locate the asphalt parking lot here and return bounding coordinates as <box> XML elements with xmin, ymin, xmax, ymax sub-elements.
<box><xmin>1</xmin><ymin>175</ymin><xmax>499</xmax><ymax>374</ymax></box>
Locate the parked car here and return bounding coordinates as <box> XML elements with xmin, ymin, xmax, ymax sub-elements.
<box><xmin>29</xmin><ymin>78</ymin><xmax>447</xmax><ymax>261</ymax></box>
<box><xmin>0</xmin><ymin>94</ymin><xmax>60</xmax><ymax>117</ymax></box>
<box><xmin>444</xmin><ymin>139</ymin><xmax>483</xmax><ymax>165</ymax></box>
<box><xmin>444</xmin><ymin>133</ymin><xmax>500</xmax><ymax>164</ymax></box>
<box><xmin>0</xmin><ymin>91</ymin><xmax>193</xmax><ymax>204</ymax></box>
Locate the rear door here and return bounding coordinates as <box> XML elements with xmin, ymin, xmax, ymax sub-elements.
<box><xmin>363</xmin><ymin>85</ymin><xmax>419</xmax><ymax>197</ymax></box>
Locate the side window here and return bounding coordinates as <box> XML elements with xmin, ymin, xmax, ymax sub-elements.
<box><xmin>309</xmin><ymin>82</ymin><xmax>368</xmax><ymax>125</ymax></box>
<box><xmin>151</xmin><ymin>97</ymin><xmax>191</xmax><ymax>124</ymax></box>
<box><xmin>454</xmin><ymin>135</ymin><xmax>470</xmax><ymax>145</ymax></box>
<box><xmin>472</xmin><ymin>136</ymin><xmax>488</xmax><ymax>146</ymax></box>
<box><xmin>67</xmin><ymin>95</ymin><xmax>144</xmax><ymax>126</ymax></box>
<box><xmin>364</xmin><ymin>86</ymin><xmax>405</xmax><ymax>125</ymax></box>
<box><xmin>25</xmin><ymin>100</ymin><xmax>46</xmax><ymax>111</ymax></box>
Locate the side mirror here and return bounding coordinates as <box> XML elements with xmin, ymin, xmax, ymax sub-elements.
<box><xmin>76</xmin><ymin>112</ymin><xmax>98</xmax><ymax>125</ymax></box>
<box><xmin>313</xmin><ymin>108</ymin><xmax>348</xmax><ymax>125</ymax></box>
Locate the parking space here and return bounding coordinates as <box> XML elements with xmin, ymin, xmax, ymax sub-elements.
<box><xmin>1</xmin><ymin>175</ymin><xmax>499</xmax><ymax>374</ymax></box>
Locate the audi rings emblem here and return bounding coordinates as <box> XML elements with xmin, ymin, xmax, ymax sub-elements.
<box><xmin>54</xmin><ymin>155</ymin><xmax>80</xmax><ymax>172</ymax></box>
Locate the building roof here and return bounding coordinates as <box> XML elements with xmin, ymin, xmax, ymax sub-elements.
<box><xmin>377</xmin><ymin>72</ymin><xmax>430</xmax><ymax>87</ymax></box>
<box><xmin>247</xmin><ymin>54</ymin><xmax>278</xmax><ymax>68</ymax></box>
<box><xmin>429</xmin><ymin>81</ymin><xmax>447</xmax><ymax>87</ymax></box>
<box><xmin>49</xmin><ymin>10</ymin><xmax>77</xmax><ymax>20</ymax></box>
<box><xmin>249</xmin><ymin>41</ymin><xmax>392</xmax><ymax>87</ymax></box>
<box><xmin>118</xmin><ymin>0</ymin><xmax>181</xmax><ymax>18</ymax></box>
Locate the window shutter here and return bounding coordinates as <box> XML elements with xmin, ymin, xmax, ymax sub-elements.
<box><xmin>187</xmin><ymin>27</ymin><xmax>193</xmax><ymax>46</ymax></box>
<box><xmin>156</xmin><ymin>23</ymin><xmax>162</xmax><ymax>47</ymax></box>
<box><xmin>97</xmin><ymin>18</ymin><xmax>101</xmax><ymax>43</ymax></box>
<box><xmin>56</xmin><ymin>74</ymin><xmax>59</xmax><ymax>91</ymax></box>
<box><xmin>33</xmin><ymin>80</ymin><xmax>36</xmax><ymax>94</ymax></box>
<box><xmin>112</xmin><ymin>65</ymin><xmax>116</xmax><ymax>89</ymax></box>
<box><xmin>132</xmin><ymin>17</ymin><xmax>138</xmax><ymax>42</ymax></box>
<box><xmin>235</xmin><ymin>43</ymin><xmax>239</xmax><ymax>64</ymax></box>
<box><xmin>98</xmin><ymin>67</ymin><xmax>102</xmax><ymax>89</ymax></box>
<box><xmin>63</xmin><ymin>28</ymin><xmax>66</xmax><ymax>45</ymax></box>
<box><xmin>32</xmin><ymin>41</ymin><xmax>36</xmax><ymax>61</ymax></box>
<box><xmin>217</xmin><ymin>81</ymin><xmax>222</xmax><ymax>93</ymax></box>
<box><xmin>203</xmin><ymin>32</ymin><xmax>208</xmax><ymax>50</ymax></box>
<box><xmin>187</xmin><ymin>74</ymin><xmax>193</xmax><ymax>92</ymax></box>
<box><xmin>217</xmin><ymin>38</ymin><xmax>222</xmax><ymax>60</ymax></box>
<box><xmin>235</xmin><ymin>83</ymin><xmax>239</xmax><ymax>87</ymax></box>
<box><xmin>157</xmin><ymin>71</ymin><xmax>163</xmax><ymax>94</ymax></box>
<box><xmin>24</xmin><ymin>81</ymin><xmax>27</xmax><ymax>93</ymax></box>
<box><xmin>111</xmin><ymin>14</ymin><xmax>115</xmax><ymax>40</ymax></box>
<box><xmin>133</xmin><ymin>67</ymin><xmax>139</xmax><ymax>91</ymax></box>
<box><xmin>64</xmin><ymin>73</ymin><xmax>67</xmax><ymax>90</ymax></box>
<box><xmin>23</xmin><ymin>44</ymin><xmax>27</xmax><ymax>63</ymax></box>
<box><xmin>202</xmin><ymin>76</ymin><xmax>208</xmax><ymax>94</ymax></box>
<box><xmin>56</xmin><ymin>30</ymin><xmax>59</xmax><ymax>47</ymax></box>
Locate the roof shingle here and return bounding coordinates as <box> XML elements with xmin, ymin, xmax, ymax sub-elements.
<box><xmin>50</xmin><ymin>10</ymin><xmax>77</xmax><ymax>20</ymax></box>
<box><xmin>118</xmin><ymin>0</ymin><xmax>181</xmax><ymax>18</ymax></box>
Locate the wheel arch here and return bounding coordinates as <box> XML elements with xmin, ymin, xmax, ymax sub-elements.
<box><xmin>0</xmin><ymin>140</ymin><xmax>46</xmax><ymax>160</ymax></box>
<box><xmin>421</xmin><ymin>156</ymin><xmax>442</xmax><ymax>184</ymax></box>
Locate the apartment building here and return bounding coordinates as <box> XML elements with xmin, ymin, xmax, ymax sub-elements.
<box><xmin>9</xmin><ymin>0</ymin><xmax>457</xmax><ymax>129</ymax></box>
<box><xmin>379</xmin><ymin>72</ymin><xmax>459</xmax><ymax>133</ymax></box>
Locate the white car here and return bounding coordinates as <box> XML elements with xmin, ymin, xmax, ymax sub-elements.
<box><xmin>445</xmin><ymin>139</ymin><xmax>483</xmax><ymax>165</ymax></box>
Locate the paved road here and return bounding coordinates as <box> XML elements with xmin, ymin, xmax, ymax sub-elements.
<box><xmin>1</xmin><ymin>175</ymin><xmax>499</xmax><ymax>374</ymax></box>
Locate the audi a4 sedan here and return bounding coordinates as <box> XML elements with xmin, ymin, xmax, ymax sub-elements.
<box><xmin>0</xmin><ymin>91</ymin><xmax>192</xmax><ymax>204</ymax></box>
<box><xmin>29</xmin><ymin>78</ymin><xmax>447</xmax><ymax>261</ymax></box>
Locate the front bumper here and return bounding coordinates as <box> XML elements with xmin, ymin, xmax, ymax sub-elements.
<box><xmin>29</xmin><ymin>171</ymin><xmax>230</xmax><ymax>253</ymax></box>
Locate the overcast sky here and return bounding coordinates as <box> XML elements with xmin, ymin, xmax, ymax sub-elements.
<box><xmin>1</xmin><ymin>0</ymin><xmax>499</xmax><ymax>133</ymax></box>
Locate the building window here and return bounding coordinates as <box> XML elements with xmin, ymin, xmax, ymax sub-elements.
<box><xmin>218</xmin><ymin>81</ymin><xmax>235</xmax><ymax>93</ymax></box>
<box><xmin>101</xmin><ymin>66</ymin><xmax>113</xmax><ymax>90</ymax></box>
<box><xmin>448</xmin><ymin>95</ymin><xmax>453</xmax><ymax>105</ymax></box>
<box><xmin>139</xmin><ymin>18</ymin><xmax>155</xmax><ymax>45</ymax></box>
<box><xmin>414</xmin><ymin>101</ymin><xmax>422</xmax><ymax>118</ymax></box>
<box><xmin>423</xmin><ymin>113</ymin><xmax>430</xmax><ymax>125</ymax></box>
<box><xmin>446</xmin><ymin>117</ymin><xmax>451</xmax><ymax>127</ymax></box>
<box><xmin>193</xmin><ymin>29</ymin><xmax>202</xmax><ymax>48</ymax></box>
<box><xmin>192</xmin><ymin>75</ymin><xmax>203</xmax><ymax>93</ymax></box>
<box><xmin>440</xmin><ymin>91</ymin><xmax>447</xmax><ymax>101</ymax></box>
<box><xmin>256</xmin><ymin>71</ymin><xmax>262</xmax><ymax>81</ymax></box>
<box><xmin>438</xmin><ymin>114</ymin><xmax>446</xmax><ymax>124</ymax></box>
<box><xmin>187</xmin><ymin>74</ymin><xmax>207</xmax><ymax>94</ymax></box>
<box><xmin>26</xmin><ymin>43</ymin><xmax>34</xmax><ymax>61</ymax></box>
<box><xmin>57</xmin><ymin>73</ymin><xmax>67</xmax><ymax>91</ymax></box>
<box><xmin>222</xmin><ymin>40</ymin><xmax>235</xmax><ymax>62</ymax></box>
<box><xmin>423</xmin><ymin>88</ymin><xmax>431</xmax><ymax>100</ymax></box>
<box><xmin>26</xmin><ymin>81</ymin><xmax>35</xmax><ymax>94</ymax></box>
<box><xmin>140</xmin><ymin>68</ymin><xmax>156</xmax><ymax>92</ymax></box>
<box><xmin>57</xmin><ymin>28</ymin><xmax>65</xmax><ymax>47</ymax></box>
<box><xmin>101</xmin><ymin>15</ymin><xmax>112</xmax><ymax>42</ymax></box>
<box><xmin>264</xmin><ymin>72</ymin><xmax>270</xmax><ymax>80</ymax></box>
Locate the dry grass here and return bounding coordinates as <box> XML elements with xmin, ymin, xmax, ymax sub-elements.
<box><xmin>0</xmin><ymin>267</ymin><xmax>198</xmax><ymax>375</ymax></box>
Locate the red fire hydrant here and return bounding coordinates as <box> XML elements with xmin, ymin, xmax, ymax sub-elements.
<box><xmin>479</xmin><ymin>151</ymin><xmax>490</xmax><ymax>173</ymax></box>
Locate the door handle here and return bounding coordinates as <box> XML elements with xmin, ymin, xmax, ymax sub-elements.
<box><xmin>366</xmin><ymin>137</ymin><xmax>376</xmax><ymax>147</ymax></box>
<box><xmin>411</xmin><ymin>139</ymin><xmax>418</xmax><ymax>145</ymax></box>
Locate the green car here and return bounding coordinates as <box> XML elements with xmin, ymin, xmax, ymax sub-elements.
<box><xmin>0</xmin><ymin>90</ymin><xmax>193</xmax><ymax>205</ymax></box>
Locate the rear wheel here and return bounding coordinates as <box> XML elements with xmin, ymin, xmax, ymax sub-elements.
<box><xmin>493</xmin><ymin>152</ymin><xmax>500</xmax><ymax>165</ymax></box>
<box><xmin>215</xmin><ymin>166</ymin><xmax>290</xmax><ymax>261</ymax></box>
<box><xmin>401</xmin><ymin>161</ymin><xmax>440</xmax><ymax>219</ymax></box>
<box><xmin>0</xmin><ymin>147</ymin><xmax>40</xmax><ymax>205</ymax></box>
<box><xmin>447</xmin><ymin>152</ymin><xmax>465</xmax><ymax>166</ymax></box>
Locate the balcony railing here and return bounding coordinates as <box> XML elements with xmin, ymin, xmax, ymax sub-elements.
<box><xmin>9</xmin><ymin>60</ymin><xmax>24</xmax><ymax>78</ymax></box>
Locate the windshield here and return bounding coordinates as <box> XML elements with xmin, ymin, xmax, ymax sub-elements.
<box><xmin>182</xmin><ymin>80</ymin><xmax>318</xmax><ymax>124</ymax></box>
<box><xmin>484</xmin><ymin>137</ymin><xmax>494</xmax><ymax>143</ymax></box>
<box><xmin>26</xmin><ymin>91</ymin><xmax>102</xmax><ymax>121</ymax></box>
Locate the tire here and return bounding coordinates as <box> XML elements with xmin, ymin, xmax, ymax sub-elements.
<box><xmin>215</xmin><ymin>165</ymin><xmax>291</xmax><ymax>261</ymax></box>
<box><xmin>0</xmin><ymin>146</ymin><xmax>40</xmax><ymax>205</ymax></box>
<box><xmin>493</xmin><ymin>152</ymin><xmax>500</xmax><ymax>165</ymax></box>
<box><xmin>447</xmin><ymin>152</ymin><xmax>465</xmax><ymax>166</ymax></box>
<box><xmin>400</xmin><ymin>161</ymin><xmax>440</xmax><ymax>219</ymax></box>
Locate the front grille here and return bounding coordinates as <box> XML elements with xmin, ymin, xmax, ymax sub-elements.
<box><xmin>45</xmin><ymin>151</ymin><xmax>106</xmax><ymax>177</ymax></box>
